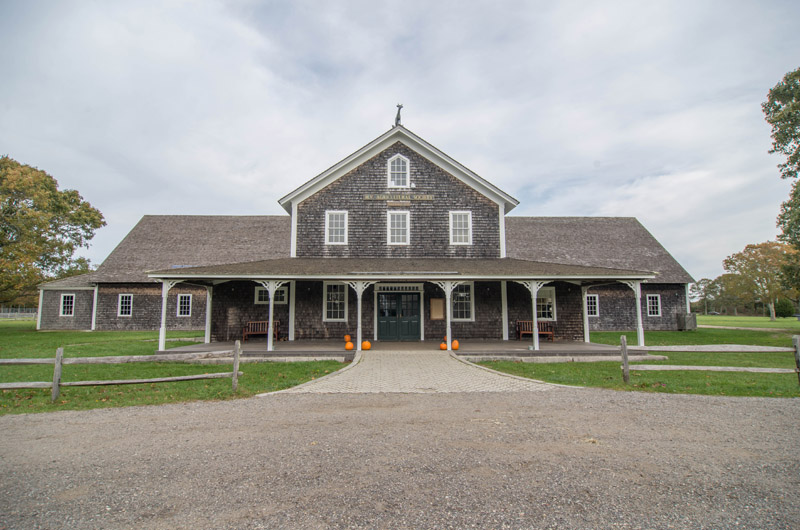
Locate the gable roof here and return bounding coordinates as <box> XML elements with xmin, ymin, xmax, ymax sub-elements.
<box><xmin>505</xmin><ymin>217</ymin><xmax>694</xmax><ymax>284</ymax></box>
<box><xmin>90</xmin><ymin>215</ymin><xmax>291</xmax><ymax>283</ymax></box>
<box><xmin>278</xmin><ymin>125</ymin><xmax>519</xmax><ymax>214</ymax></box>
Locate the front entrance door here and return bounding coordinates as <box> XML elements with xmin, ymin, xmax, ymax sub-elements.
<box><xmin>377</xmin><ymin>292</ymin><xmax>421</xmax><ymax>341</ymax></box>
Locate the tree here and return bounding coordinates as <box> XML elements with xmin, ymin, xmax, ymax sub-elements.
<box><xmin>763</xmin><ymin>67</ymin><xmax>800</xmax><ymax>181</ymax></box>
<box><xmin>0</xmin><ymin>156</ymin><xmax>105</xmax><ymax>304</ymax></box>
<box><xmin>775</xmin><ymin>298</ymin><xmax>795</xmax><ymax>318</ymax></box>
<box><xmin>713</xmin><ymin>273</ymin><xmax>752</xmax><ymax>315</ymax></box>
<box><xmin>690</xmin><ymin>278</ymin><xmax>718</xmax><ymax>314</ymax></box>
<box><xmin>722</xmin><ymin>241</ymin><xmax>795</xmax><ymax>320</ymax></box>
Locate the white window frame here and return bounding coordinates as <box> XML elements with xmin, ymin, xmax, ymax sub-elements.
<box><xmin>118</xmin><ymin>293</ymin><xmax>133</xmax><ymax>317</ymax></box>
<box><xmin>586</xmin><ymin>294</ymin><xmax>599</xmax><ymax>318</ymax></box>
<box><xmin>60</xmin><ymin>293</ymin><xmax>75</xmax><ymax>317</ymax></box>
<box><xmin>387</xmin><ymin>210</ymin><xmax>410</xmax><ymax>246</ymax></box>
<box><xmin>537</xmin><ymin>287</ymin><xmax>557</xmax><ymax>321</ymax></box>
<box><xmin>177</xmin><ymin>293</ymin><xmax>192</xmax><ymax>317</ymax></box>
<box><xmin>387</xmin><ymin>154</ymin><xmax>410</xmax><ymax>188</ymax></box>
<box><xmin>323</xmin><ymin>282</ymin><xmax>348</xmax><ymax>322</ymax></box>
<box><xmin>324</xmin><ymin>210</ymin><xmax>348</xmax><ymax>245</ymax></box>
<box><xmin>647</xmin><ymin>294</ymin><xmax>662</xmax><ymax>317</ymax></box>
<box><xmin>254</xmin><ymin>286</ymin><xmax>288</xmax><ymax>305</ymax></box>
<box><xmin>449</xmin><ymin>211</ymin><xmax>473</xmax><ymax>245</ymax></box>
<box><xmin>451</xmin><ymin>282</ymin><xmax>475</xmax><ymax>322</ymax></box>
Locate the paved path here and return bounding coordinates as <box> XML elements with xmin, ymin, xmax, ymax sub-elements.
<box><xmin>276</xmin><ymin>350</ymin><xmax>552</xmax><ymax>394</ymax></box>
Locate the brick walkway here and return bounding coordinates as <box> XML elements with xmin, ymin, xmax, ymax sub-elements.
<box><xmin>278</xmin><ymin>350</ymin><xmax>553</xmax><ymax>394</ymax></box>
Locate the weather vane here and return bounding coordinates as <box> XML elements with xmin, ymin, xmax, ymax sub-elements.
<box><xmin>395</xmin><ymin>103</ymin><xmax>403</xmax><ymax>126</ymax></box>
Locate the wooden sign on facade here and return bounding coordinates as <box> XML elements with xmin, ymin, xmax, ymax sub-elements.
<box><xmin>363</xmin><ymin>193</ymin><xmax>434</xmax><ymax>201</ymax></box>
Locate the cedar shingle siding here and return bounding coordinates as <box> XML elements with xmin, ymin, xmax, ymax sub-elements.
<box><xmin>296</xmin><ymin>143</ymin><xmax>500</xmax><ymax>258</ymax></box>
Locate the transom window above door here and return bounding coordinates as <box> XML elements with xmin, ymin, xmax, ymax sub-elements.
<box><xmin>387</xmin><ymin>154</ymin><xmax>410</xmax><ymax>188</ymax></box>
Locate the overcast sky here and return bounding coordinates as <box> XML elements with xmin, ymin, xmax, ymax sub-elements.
<box><xmin>2</xmin><ymin>0</ymin><xmax>798</xmax><ymax>281</ymax></box>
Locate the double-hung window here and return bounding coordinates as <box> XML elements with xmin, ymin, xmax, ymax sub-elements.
<box><xmin>325</xmin><ymin>210</ymin><xmax>348</xmax><ymax>245</ymax></box>
<box><xmin>387</xmin><ymin>154</ymin><xmax>410</xmax><ymax>188</ymax></box>
<box><xmin>452</xmin><ymin>283</ymin><xmax>474</xmax><ymax>321</ymax></box>
<box><xmin>177</xmin><ymin>294</ymin><xmax>192</xmax><ymax>317</ymax></box>
<box><xmin>536</xmin><ymin>287</ymin><xmax>557</xmax><ymax>320</ymax></box>
<box><xmin>60</xmin><ymin>294</ymin><xmax>75</xmax><ymax>317</ymax></box>
<box><xmin>449</xmin><ymin>211</ymin><xmax>472</xmax><ymax>245</ymax></box>
<box><xmin>323</xmin><ymin>282</ymin><xmax>347</xmax><ymax>322</ymax></box>
<box><xmin>118</xmin><ymin>294</ymin><xmax>133</xmax><ymax>317</ymax></box>
<box><xmin>647</xmin><ymin>294</ymin><xmax>661</xmax><ymax>317</ymax></box>
<box><xmin>586</xmin><ymin>294</ymin><xmax>599</xmax><ymax>317</ymax></box>
<box><xmin>387</xmin><ymin>211</ymin><xmax>410</xmax><ymax>245</ymax></box>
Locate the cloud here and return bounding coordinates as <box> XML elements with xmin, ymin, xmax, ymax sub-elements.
<box><xmin>1</xmin><ymin>0</ymin><xmax>798</xmax><ymax>280</ymax></box>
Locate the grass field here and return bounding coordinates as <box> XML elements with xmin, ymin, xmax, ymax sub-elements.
<box><xmin>0</xmin><ymin>321</ymin><xmax>341</xmax><ymax>415</ymax></box>
<box><xmin>483</xmin><ymin>327</ymin><xmax>800</xmax><ymax>398</ymax></box>
<box><xmin>696</xmin><ymin>314</ymin><xmax>800</xmax><ymax>330</ymax></box>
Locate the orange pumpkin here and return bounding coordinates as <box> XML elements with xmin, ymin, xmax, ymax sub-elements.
<box><xmin>344</xmin><ymin>334</ymin><xmax>352</xmax><ymax>342</ymax></box>
<box><xmin>452</xmin><ymin>339</ymin><xmax>460</xmax><ymax>350</ymax></box>
<box><xmin>345</xmin><ymin>341</ymin><xmax>354</xmax><ymax>351</ymax></box>
<box><xmin>439</xmin><ymin>342</ymin><xmax>447</xmax><ymax>350</ymax></box>
<box><xmin>361</xmin><ymin>340</ymin><xmax>371</xmax><ymax>351</ymax></box>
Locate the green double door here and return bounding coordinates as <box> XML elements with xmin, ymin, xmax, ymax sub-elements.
<box><xmin>377</xmin><ymin>293</ymin><xmax>421</xmax><ymax>341</ymax></box>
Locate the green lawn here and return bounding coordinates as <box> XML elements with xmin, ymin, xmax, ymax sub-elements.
<box><xmin>482</xmin><ymin>327</ymin><xmax>800</xmax><ymax>398</ymax></box>
<box><xmin>696</xmin><ymin>314</ymin><xmax>800</xmax><ymax>330</ymax></box>
<box><xmin>0</xmin><ymin>321</ymin><xmax>342</xmax><ymax>415</ymax></box>
<box><xmin>590</xmin><ymin>328</ymin><xmax>793</xmax><ymax>348</ymax></box>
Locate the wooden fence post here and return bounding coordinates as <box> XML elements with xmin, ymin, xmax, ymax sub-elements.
<box><xmin>51</xmin><ymin>347</ymin><xmax>63</xmax><ymax>402</ymax></box>
<box><xmin>620</xmin><ymin>335</ymin><xmax>630</xmax><ymax>384</ymax></box>
<box><xmin>793</xmin><ymin>336</ymin><xmax>800</xmax><ymax>386</ymax></box>
<box><xmin>232</xmin><ymin>340</ymin><xmax>241</xmax><ymax>392</ymax></box>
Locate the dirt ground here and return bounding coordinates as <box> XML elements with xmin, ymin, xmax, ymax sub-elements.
<box><xmin>1</xmin><ymin>388</ymin><xmax>798</xmax><ymax>529</ymax></box>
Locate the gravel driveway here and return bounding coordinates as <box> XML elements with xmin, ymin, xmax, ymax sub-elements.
<box><xmin>2</xmin><ymin>388</ymin><xmax>798</xmax><ymax>529</ymax></box>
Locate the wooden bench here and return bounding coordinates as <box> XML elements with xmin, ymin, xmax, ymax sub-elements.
<box><xmin>242</xmin><ymin>320</ymin><xmax>279</xmax><ymax>342</ymax></box>
<box><xmin>516</xmin><ymin>320</ymin><xmax>555</xmax><ymax>341</ymax></box>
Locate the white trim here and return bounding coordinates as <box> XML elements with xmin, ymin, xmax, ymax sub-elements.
<box><xmin>647</xmin><ymin>294</ymin><xmax>662</xmax><ymax>317</ymax></box>
<box><xmin>387</xmin><ymin>210</ymin><xmax>410</xmax><ymax>245</ymax></box>
<box><xmin>324</xmin><ymin>210</ymin><xmax>348</xmax><ymax>245</ymax></box>
<box><xmin>322</xmin><ymin>281</ymin><xmax>348</xmax><ymax>322</ymax></box>
<box><xmin>586</xmin><ymin>294</ymin><xmax>599</xmax><ymax>317</ymax></box>
<box><xmin>277</xmin><ymin>126</ymin><xmax>519</xmax><ymax>214</ymax></box>
<box><xmin>255</xmin><ymin>286</ymin><xmax>288</xmax><ymax>305</ymax></box>
<box><xmin>288</xmin><ymin>280</ymin><xmax>296</xmax><ymax>341</ymax></box>
<box><xmin>451</xmin><ymin>281</ymin><xmax>475</xmax><ymax>322</ymax></box>
<box><xmin>36</xmin><ymin>289</ymin><xmax>44</xmax><ymax>330</ymax></box>
<box><xmin>60</xmin><ymin>293</ymin><xmax>75</xmax><ymax>317</ymax></box>
<box><xmin>290</xmin><ymin>202</ymin><xmax>298</xmax><ymax>257</ymax></box>
<box><xmin>449</xmin><ymin>210</ymin><xmax>473</xmax><ymax>245</ymax></box>
<box><xmin>204</xmin><ymin>286</ymin><xmax>213</xmax><ymax>344</ymax></box>
<box><xmin>501</xmin><ymin>280</ymin><xmax>508</xmax><ymax>340</ymax></box>
<box><xmin>387</xmin><ymin>153</ymin><xmax>410</xmax><ymax>188</ymax></box>
<box><xmin>498</xmin><ymin>203</ymin><xmax>506</xmax><ymax>258</ymax></box>
<box><xmin>685</xmin><ymin>283</ymin><xmax>691</xmax><ymax>314</ymax></box>
<box><xmin>536</xmin><ymin>286</ymin><xmax>557</xmax><ymax>321</ymax></box>
<box><xmin>91</xmin><ymin>285</ymin><xmax>98</xmax><ymax>330</ymax></box>
<box><xmin>151</xmin><ymin>272</ymin><xmax>657</xmax><ymax>282</ymax></box>
<box><xmin>117</xmin><ymin>293</ymin><xmax>133</xmax><ymax>317</ymax></box>
<box><xmin>177</xmin><ymin>293</ymin><xmax>192</xmax><ymax>317</ymax></box>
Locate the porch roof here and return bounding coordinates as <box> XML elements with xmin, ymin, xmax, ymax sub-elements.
<box><xmin>146</xmin><ymin>257</ymin><xmax>656</xmax><ymax>282</ymax></box>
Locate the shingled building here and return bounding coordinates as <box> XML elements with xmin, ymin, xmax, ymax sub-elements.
<box><xmin>37</xmin><ymin>125</ymin><xmax>694</xmax><ymax>351</ymax></box>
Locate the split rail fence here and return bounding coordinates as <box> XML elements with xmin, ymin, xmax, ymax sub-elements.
<box><xmin>0</xmin><ymin>341</ymin><xmax>245</xmax><ymax>402</ymax></box>
<box><xmin>619</xmin><ymin>335</ymin><xmax>800</xmax><ymax>385</ymax></box>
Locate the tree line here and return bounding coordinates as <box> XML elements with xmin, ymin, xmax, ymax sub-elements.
<box><xmin>692</xmin><ymin>66</ymin><xmax>800</xmax><ymax>320</ymax></box>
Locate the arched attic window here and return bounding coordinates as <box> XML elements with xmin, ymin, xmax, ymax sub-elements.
<box><xmin>387</xmin><ymin>154</ymin><xmax>410</xmax><ymax>188</ymax></box>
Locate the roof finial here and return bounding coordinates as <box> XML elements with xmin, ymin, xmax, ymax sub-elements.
<box><xmin>395</xmin><ymin>103</ymin><xmax>403</xmax><ymax>127</ymax></box>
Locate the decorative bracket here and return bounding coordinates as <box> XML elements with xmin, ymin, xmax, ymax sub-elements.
<box><xmin>255</xmin><ymin>280</ymin><xmax>288</xmax><ymax>298</ymax></box>
<box><xmin>162</xmin><ymin>279</ymin><xmax>181</xmax><ymax>295</ymax></box>
<box><xmin>514</xmin><ymin>280</ymin><xmax>549</xmax><ymax>296</ymax></box>
<box><xmin>346</xmin><ymin>281</ymin><xmax>376</xmax><ymax>297</ymax></box>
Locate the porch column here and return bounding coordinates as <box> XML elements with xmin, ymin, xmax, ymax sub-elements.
<box><xmin>622</xmin><ymin>280</ymin><xmax>645</xmax><ymax>347</ymax></box>
<box><xmin>347</xmin><ymin>281</ymin><xmax>376</xmax><ymax>351</ymax></box>
<box><xmin>204</xmin><ymin>285</ymin><xmax>213</xmax><ymax>344</ymax></box>
<box><xmin>158</xmin><ymin>280</ymin><xmax>180</xmax><ymax>351</ymax></box>
<box><xmin>255</xmin><ymin>280</ymin><xmax>288</xmax><ymax>352</ymax></box>
<box><xmin>515</xmin><ymin>280</ymin><xmax>548</xmax><ymax>351</ymax></box>
<box><xmin>288</xmin><ymin>280</ymin><xmax>296</xmax><ymax>341</ymax></box>
<box><xmin>91</xmin><ymin>285</ymin><xmax>98</xmax><ymax>331</ymax></box>
<box><xmin>433</xmin><ymin>281</ymin><xmax>463</xmax><ymax>351</ymax></box>
<box><xmin>581</xmin><ymin>286</ymin><xmax>590</xmax><ymax>343</ymax></box>
<box><xmin>501</xmin><ymin>281</ymin><xmax>509</xmax><ymax>341</ymax></box>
